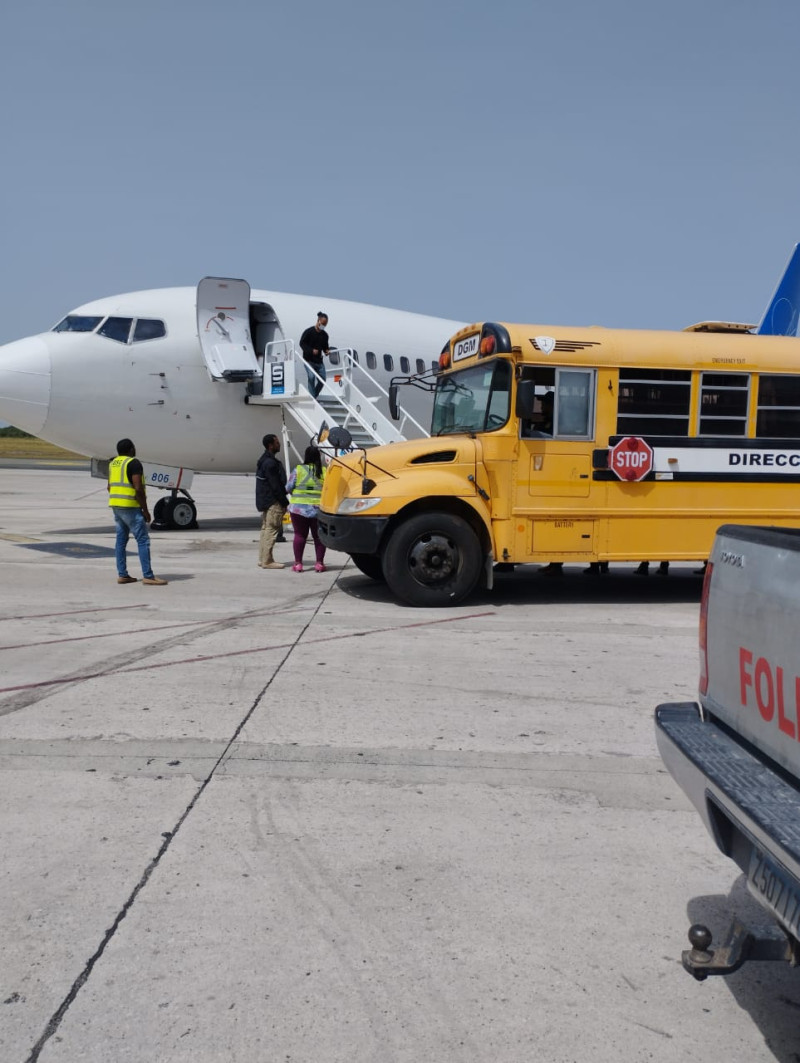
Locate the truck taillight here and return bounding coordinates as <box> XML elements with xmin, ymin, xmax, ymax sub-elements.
<box><xmin>698</xmin><ymin>562</ymin><xmax>713</xmax><ymax>695</ymax></box>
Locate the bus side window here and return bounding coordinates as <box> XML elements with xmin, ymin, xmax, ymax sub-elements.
<box><xmin>618</xmin><ymin>368</ymin><xmax>690</xmax><ymax>435</ymax></box>
<box><xmin>757</xmin><ymin>374</ymin><xmax>800</xmax><ymax>436</ymax></box>
<box><xmin>555</xmin><ymin>369</ymin><xmax>594</xmax><ymax>438</ymax></box>
<box><xmin>698</xmin><ymin>372</ymin><xmax>749</xmax><ymax>436</ymax></box>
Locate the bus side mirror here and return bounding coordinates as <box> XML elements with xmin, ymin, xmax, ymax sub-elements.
<box><xmin>389</xmin><ymin>383</ymin><xmax>399</xmax><ymax>421</ymax></box>
<box><xmin>516</xmin><ymin>380</ymin><xmax>537</xmax><ymax>419</ymax></box>
<box><xmin>327</xmin><ymin>426</ymin><xmax>353</xmax><ymax>451</ymax></box>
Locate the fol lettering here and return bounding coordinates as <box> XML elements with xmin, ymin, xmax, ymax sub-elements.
<box><xmin>739</xmin><ymin>646</ymin><xmax>799</xmax><ymax>741</ymax></box>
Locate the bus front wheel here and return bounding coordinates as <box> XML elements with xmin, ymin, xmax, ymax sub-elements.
<box><xmin>382</xmin><ymin>512</ymin><xmax>483</xmax><ymax>607</ymax></box>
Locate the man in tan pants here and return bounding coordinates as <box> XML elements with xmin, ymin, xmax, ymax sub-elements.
<box><xmin>255</xmin><ymin>433</ymin><xmax>288</xmax><ymax>569</ymax></box>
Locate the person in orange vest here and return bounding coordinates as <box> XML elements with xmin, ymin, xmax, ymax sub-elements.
<box><xmin>107</xmin><ymin>439</ymin><xmax>168</xmax><ymax>585</ymax></box>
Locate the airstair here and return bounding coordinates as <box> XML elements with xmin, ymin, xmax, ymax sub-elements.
<box><xmin>245</xmin><ymin>342</ymin><xmax>429</xmax><ymax>462</ymax></box>
<box><xmin>196</xmin><ymin>276</ymin><xmax>428</xmax><ymax>461</ymax></box>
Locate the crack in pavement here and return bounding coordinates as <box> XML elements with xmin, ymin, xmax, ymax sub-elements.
<box><xmin>22</xmin><ymin>579</ymin><xmax>338</xmax><ymax>1062</ymax></box>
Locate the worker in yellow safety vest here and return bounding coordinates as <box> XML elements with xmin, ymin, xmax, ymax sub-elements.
<box><xmin>286</xmin><ymin>444</ymin><xmax>328</xmax><ymax>573</ymax></box>
<box><xmin>107</xmin><ymin>438</ymin><xmax>168</xmax><ymax>585</ymax></box>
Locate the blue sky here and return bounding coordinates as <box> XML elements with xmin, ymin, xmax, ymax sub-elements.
<box><xmin>2</xmin><ymin>0</ymin><xmax>800</xmax><ymax>346</ymax></box>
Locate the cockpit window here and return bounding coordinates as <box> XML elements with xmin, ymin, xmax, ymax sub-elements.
<box><xmin>53</xmin><ymin>315</ymin><xmax>103</xmax><ymax>333</ymax></box>
<box><xmin>133</xmin><ymin>318</ymin><xmax>166</xmax><ymax>342</ymax></box>
<box><xmin>98</xmin><ymin>317</ymin><xmax>133</xmax><ymax>343</ymax></box>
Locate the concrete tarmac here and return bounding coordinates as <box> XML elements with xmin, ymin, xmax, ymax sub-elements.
<box><xmin>0</xmin><ymin>467</ymin><xmax>797</xmax><ymax>1062</ymax></box>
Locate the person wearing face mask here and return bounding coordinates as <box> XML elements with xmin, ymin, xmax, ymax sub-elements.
<box><xmin>299</xmin><ymin>311</ymin><xmax>331</xmax><ymax>398</ymax></box>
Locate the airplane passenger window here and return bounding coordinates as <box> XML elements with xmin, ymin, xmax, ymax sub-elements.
<box><xmin>383</xmin><ymin>354</ymin><xmax>394</xmax><ymax>371</ymax></box>
<box><xmin>329</xmin><ymin>351</ymin><xmax>340</xmax><ymax>365</ymax></box>
<box><xmin>53</xmin><ymin>315</ymin><xmax>103</xmax><ymax>333</ymax></box>
<box><xmin>416</xmin><ymin>359</ymin><xmax>425</xmax><ymax>374</ymax></box>
<box><xmin>431</xmin><ymin>361</ymin><xmax>439</xmax><ymax>373</ymax></box>
<box><xmin>133</xmin><ymin>319</ymin><xmax>166</xmax><ymax>342</ymax></box>
<box><xmin>400</xmin><ymin>357</ymin><xmax>410</xmax><ymax>374</ymax></box>
<box><xmin>366</xmin><ymin>351</ymin><xmax>377</xmax><ymax>369</ymax></box>
<box><xmin>98</xmin><ymin>317</ymin><xmax>133</xmax><ymax>343</ymax></box>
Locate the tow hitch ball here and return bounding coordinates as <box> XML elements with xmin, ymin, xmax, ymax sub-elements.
<box><xmin>682</xmin><ymin>921</ymin><xmax>796</xmax><ymax>980</ymax></box>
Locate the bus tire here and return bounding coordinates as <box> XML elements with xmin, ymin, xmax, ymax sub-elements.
<box><xmin>349</xmin><ymin>553</ymin><xmax>385</xmax><ymax>581</ymax></box>
<box><xmin>382</xmin><ymin>512</ymin><xmax>482</xmax><ymax>607</ymax></box>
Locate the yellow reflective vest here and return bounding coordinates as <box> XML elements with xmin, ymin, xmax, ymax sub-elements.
<box><xmin>108</xmin><ymin>455</ymin><xmax>140</xmax><ymax>508</ymax></box>
<box><xmin>289</xmin><ymin>463</ymin><xmax>325</xmax><ymax>506</ymax></box>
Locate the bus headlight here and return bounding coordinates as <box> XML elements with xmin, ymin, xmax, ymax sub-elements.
<box><xmin>337</xmin><ymin>496</ymin><xmax>383</xmax><ymax>514</ymax></box>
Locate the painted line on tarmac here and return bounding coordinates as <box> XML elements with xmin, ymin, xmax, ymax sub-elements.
<box><xmin>0</xmin><ymin>600</ymin><xmax>316</xmax><ymax>650</ymax></box>
<box><xmin>22</xmin><ymin>569</ymin><xmax>432</xmax><ymax>1060</ymax></box>
<box><xmin>0</xmin><ymin>604</ymin><xmax>151</xmax><ymax>623</ymax></box>
<box><xmin>0</xmin><ymin>611</ymin><xmax>495</xmax><ymax>694</ymax></box>
<box><xmin>0</xmin><ymin>607</ymin><xmax>281</xmax><ymax>651</ymax></box>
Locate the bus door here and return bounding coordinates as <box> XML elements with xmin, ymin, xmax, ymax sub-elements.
<box><xmin>516</xmin><ymin>367</ymin><xmax>597</xmax><ymax>555</ymax></box>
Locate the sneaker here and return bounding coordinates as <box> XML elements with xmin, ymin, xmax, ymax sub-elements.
<box><xmin>117</xmin><ymin>575</ymin><xmax>137</xmax><ymax>584</ymax></box>
<box><xmin>142</xmin><ymin>576</ymin><xmax>168</xmax><ymax>585</ymax></box>
<box><xmin>635</xmin><ymin>562</ymin><xmax>650</xmax><ymax>576</ymax></box>
<box><xmin>262</xmin><ymin>562</ymin><xmax>284</xmax><ymax>570</ymax></box>
<box><xmin>292</xmin><ymin>562</ymin><xmax>304</xmax><ymax>572</ymax></box>
<box><xmin>314</xmin><ymin>563</ymin><xmax>326</xmax><ymax>573</ymax></box>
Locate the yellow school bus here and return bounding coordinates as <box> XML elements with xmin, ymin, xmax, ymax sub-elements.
<box><xmin>318</xmin><ymin>318</ymin><xmax>800</xmax><ymax>605</ymax></box>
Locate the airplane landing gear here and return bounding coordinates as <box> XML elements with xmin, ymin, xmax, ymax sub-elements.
<box><xmin>152</xmin><ymin>490</ymin><xmax>198</xmax><ymax>530</ymax></box>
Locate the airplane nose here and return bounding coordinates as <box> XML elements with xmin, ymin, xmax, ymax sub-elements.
<box><xmin>0</xmin><ymin>335</ymin><xmax>52</xmax><ymax>435</ymax></box>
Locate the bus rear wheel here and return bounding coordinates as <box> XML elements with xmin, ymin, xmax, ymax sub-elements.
<box><xmin>382</xmin><ymin>512</ymin><xmax>482</xmax><ymax>607</ymax></box>
<box><xmin>349</xmin><ymin>553</ymin><xmax>385</xmax><ymax>581</ymax></box>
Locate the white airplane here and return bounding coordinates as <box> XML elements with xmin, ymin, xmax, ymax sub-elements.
<box><xmin>0</xmin><ymin>278</ymin><xmax>464</xmax><ymax>526</ymax></box>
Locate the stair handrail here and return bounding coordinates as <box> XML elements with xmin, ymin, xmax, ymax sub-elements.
<box><xmin>333</xmin><ymin>349</ymin><xmax>429</xmax><ymax>439</ymax></box>
<box><xmin>264</xmin><ymin>338</ymin><xmax>295</xmax><ymax>362</ymax></box>
<box><xmin>289</xmin><ymin>349</ymin><xmax>407</xmax><ymax>446</ymax></box>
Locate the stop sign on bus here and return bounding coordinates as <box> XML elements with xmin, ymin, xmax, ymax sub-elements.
<box><xmin>609</xmin><ymin>436</ymin><xmax>654</xmax><ymax>481</ymax></box>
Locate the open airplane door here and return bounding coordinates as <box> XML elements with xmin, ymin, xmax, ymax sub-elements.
<box><xmin>197</xmin><ymin>277</ymin><xmax>262</xmax><ymax>382</ymax></box>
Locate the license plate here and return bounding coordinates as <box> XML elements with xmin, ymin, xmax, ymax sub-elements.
<box><xmin>747</xmin><ymin>846</ymin><xmax>800</xmax><ymax>939</ymax></box>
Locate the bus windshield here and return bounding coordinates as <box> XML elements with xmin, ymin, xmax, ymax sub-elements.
<box><xmin>431</xmin><ymin>360</ymin><xmax>512</xmax><ymax>436</ymax></box>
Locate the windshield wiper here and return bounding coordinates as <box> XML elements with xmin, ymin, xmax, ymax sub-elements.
<box><xmin>435</xmin><ymin>425</ymin><xmax>480</xmax><ymax>436</ymax></box>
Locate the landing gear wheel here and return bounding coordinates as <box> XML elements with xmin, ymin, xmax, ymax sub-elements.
<box><xmin>164</xmin><ymin>496</ymin><xmax>197</xmax><ymax>529</ymax></box>
<box><xmin>382</xmin><ymin>512</ymin><xmax>482</xmax><ymax>606</ymax></box>
<box><xmin>152</xmin><ymin>497</ymin><xmax>169</xmax><ymax>524</ymax></box>
<box><xmin>349</xmin><ymin>552</ymin><xmax>385</xmax><ymax>581</ymax></box>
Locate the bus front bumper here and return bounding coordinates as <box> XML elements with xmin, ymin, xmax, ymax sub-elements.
<box><xmin>317</xmin><ymin>511</ymin><xmax>389</xmax><ymax>555</ymax></box>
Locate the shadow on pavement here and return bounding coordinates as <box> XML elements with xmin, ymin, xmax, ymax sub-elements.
<box><xmin>51</xmin><ymin>516</ymin><xmax>261</xmax><ymax>536</ymax></box>
<box><xmin>336</xmin><ymin>565</ymin><xmax>704</xmax><ymax>608</ymax></box>
<box><xmin>686</xmin><ymin>878</ymin><xmax>800</xmax><ymax>1061</ymax></box>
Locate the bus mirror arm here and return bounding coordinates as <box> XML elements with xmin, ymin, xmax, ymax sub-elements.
<box><xmin>356</xmin><ymin>449</ymin><xmax>397</xmax><ymax>481</ymax></box>
<box><xmin>468</xmin><ymin>474</ymin><xmax>489</xmax><ymax>501</ymax></box>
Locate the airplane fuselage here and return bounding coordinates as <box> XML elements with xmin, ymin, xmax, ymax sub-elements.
<box><xmin>0</xmin><ymin>285</ymin><xmax>464</xmax><ymax>473</ymax></box>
